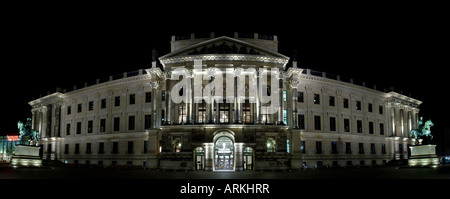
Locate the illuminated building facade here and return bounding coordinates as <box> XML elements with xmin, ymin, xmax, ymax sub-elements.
<box><xmin>29</xmin><ymin>33</ymin><xmax>422</xmax><ymax>170</ymax></box>
<box><xmin>0</xmin><ymin>135</ymin><xmax>21</xmax><ymax>162</ymax></box>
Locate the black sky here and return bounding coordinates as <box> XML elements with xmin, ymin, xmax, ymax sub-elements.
<box><xmin>2</xmin><ymin>4</ymin><xmax>448</xmax><ymax>142</ymax></box>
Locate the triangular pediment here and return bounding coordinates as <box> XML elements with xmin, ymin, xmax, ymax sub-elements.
<box><xmin>159</xmin><ymin>36</ymin><xmax>289</xmax><ymax>61</ymax></box>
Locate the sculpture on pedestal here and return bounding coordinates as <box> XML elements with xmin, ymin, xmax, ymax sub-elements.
<box><xmin>11</xmin><ymin>118</ymin><xmax>42</xmax><ymax>167</ymax></box>
<box><xmin>410</xmin><ymin>117</ymin><xmax>434</xmax><ymax>145</ymax></box>
<box><xmin>408</xmin><ymin>117</ymin><xmax>439</xmax><ymax>167</ymax></box>
<box><xmin>17</xmin><ymin>118</ymin><xmax>39</xmax><ymax>145</ymax></box>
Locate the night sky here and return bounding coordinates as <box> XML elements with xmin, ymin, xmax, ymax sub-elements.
<box><xmin>2</xmin><ymin>4</ymin><xmax>447</xmax><ymax>148</ymax></box>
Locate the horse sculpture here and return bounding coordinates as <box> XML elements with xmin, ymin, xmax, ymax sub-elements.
<box><xmin>17</xmin><ymin>118</ymin><xmax>39</xmax><ymax>145</ymax></box>
<box><xmin>410</xmin><ymin>117</ymin><xmax>434</xmax><ymax>145</ymax></box>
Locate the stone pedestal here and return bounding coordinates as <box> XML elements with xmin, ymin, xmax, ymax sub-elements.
<box><xmin>11</xmin><ymin>145</ymin><xmax>42</xmax><ymax>168</ymax></box>
<box><xmin>408</xmin><ymin>145</ymin><xmax>439</xmax><ymax>167</ymax></box>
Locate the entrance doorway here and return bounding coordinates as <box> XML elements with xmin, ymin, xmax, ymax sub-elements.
<box><xmin>194</xmin><ymin>147</ymin><xmax>204</xmax><ymax>170</ymax></box>
<box><xmin>214</xmin><ymin>136</ymin><xmax>234</xmax><ymax>171</ymax></box>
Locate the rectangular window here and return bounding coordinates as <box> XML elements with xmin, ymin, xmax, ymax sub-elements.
<box><xmin>381</xmin><ymin>144</ymin><xmax>386</xmax><ymax>154</ymax></box>
<box><xmin>86</xmin><ymin>143</ymin><xmax>91</xmax><ymax>154</ymax></box>
<box><xmin>78</xmin><ymin>103</ymin><xmax>82</xmax><ymax>113</ymax></box>
<box><xmin>380</xmin><ymin>123</ymin><xmax>385</xmax><ymax>135</ymax></box>
<box><xmin>179</xmin><ymin>105</ymin><xmax>187</xmax><ymax>124</ymax></box>
<box><xmin>314</xmin><ymin>116</ymin><xmax>321</xmax><ymax>130</ymax></box>
<box><xmin>244</xmin><ymin>100</ymin><xmax>253</xmax><ymax>124</ymax></box>
<box><xmin>112</xmin><ymin>142</ymin><xmax>119</xmax><ymax>154</ymax></box>
<box><xmin>283</xmin><ymin>90</ymin><xmax>287</xmax><ymax>102</ymax></box>
<box><xmin>199</xmin><ymin>100</ymin><xmax>207</xmax><ymax>123</ymax></box>
<box><xmin>144</xmin><ymin>114</ymin><xmax>151</xmax><ymax>129</ymax></box>
<box><xmin>399</xmin><ymin>144</ymin><xmax>403</xmax><ymax>154</ymax></box>
<box><xmin>76</xmin><ymin>122</ymin><xmax>82</xmax><ymax>134</ymax></box>
<box><xmin>329</xmin><ymin>96</ymin><xmax>335</xmax><ymax>106</ymax></box>
<box><xmin>314</xmin><ymin>94</ymin><xmax>320</xmax><ymax>105</ymax></box>
<box><xmin>144</xmin><ymin>141</ymin><xmax>148</xmax><ymax>154</ymax></box>
<box><xmin>356</xmin><ymin>101</ymin><xmax>361</xmax><ymax>111</ymax></box>
<box><xmin>89</xmin><ymin>101</ymin><xmax>94</xmax><ymax>111</ymax></box>
<box><xmin>128</xmin><ymin>116</ymin><xmax>135</xmax><ymax>131</ymax></box>
<box><xmin>66</xmin><ymin>123</ymin><xmax>71</xmax><ymax>135</ymax></box>
<box><xmin>99</xmin><ymin>142</ymin><xmax>104</xmax><ymax>154</ymax></box>
<box><xmin>368</xmin><ymin>103</ymin><xmax>373</xmax><ymax>112</ymax></box>
<box><xmin>283</xmin><ymin>110</ymin><xmax>287</xmax><ymax>125</ymax></box>
<box><xmin>359</xmin><ymin>143</ymin><xmax>364</xmax><ymax>154</ymax></box>
<box><xmin>370</xmin><ymin>143</ymin><xmax>376</xmax><ymax>154</ymax></box>
<box><xmin>114</xmin><ymin>117</ymin><xmax>120</xmax><ymax>131</ymax></box>
<box><xmin>101</xmin><ymin>99</ymin><xmax>106</xmax><ymax>109</ymax></box>
<box><xmin>145</xmin><ymin>92</ymin><xmax>151</xmax><ymax>103</ymax></box>
<box><xmin>379</xmin><ymin>106</ymin><xmax>384</xmax><ymax>114</ymax></box>
<box><xmin>100</xmin><ymin>119</ymin><xmax>106</xmax><ymax>132</ymax></box>
<box><xmin>162</xmin><ymin>90</ymin><xmax>166</xmax><ymax>101</ymax></box>
<box><xmin>75</xmin><ymin>143</ymin><xmax>80</xmax><ymax>154</ymax></box>
<box><xmin>343</xmin><ymin>98</ymin><xmax>349</xmax><ymax>108</ymax></box>
<box><xmin>298</xmin><ymin>92</ymin><xmax>304</xmax><ymax>103</ymax></box>
<box><xmin>219</xmin><ymin>100</ymin><xmax>230</xmax><ymax>124</ymax></box>
<box><xmin>298</xmin><ymin>114</ymin><xmax>305</xmax><ymax>129</ymax></box>
<box><xmin>316</xmin><ymin>141</ymin><xmax>322</xmax><ymax>154</ymax></box>
<box><xmin>345</xmin><ymin>142</ymin><xmax>352</xmax><ymax>154</ymax></box>
<box><xmin>129</xmin><ymin>94</ymin><xmax>135</xmax><ymax>105</ymax></box>
<box><xmin>88</xmin><ymin>120</ymin><xmax>93</xmax><ymax>133</ymax></box>
<box><xmin>357</xmin><ymin>120</ymin><xmax>363</xmax><ymax>133</ymax></box>
<box><xmin>369</xmin><ymin>122</ymin><xmax>374</xmax><ymax>134</ymax></box>
<box><xmin>115</xmin><ymin>96</ymin><xmax>120</xmax><ymax>107</ymax></box>
<box><xmin>67</xmin><ymin>106</ymin><xmax>71</xmax><ymax>115</ymax></box>
<box><xmin>128</xmin><ymin>141</ymin><xmax>133</xmax><ymax>154</ymax></box>
<box><xmin>301</xmin><ymin>141</ymin><xmax>306</xmax><ymax>154</ymax></box>
<box><xmin>344</xmin><ymin>118</ymin><xmax>350</xmax><ymax>132</ymax></box>
<box><xmin>330</xmin><ymin>117</ymin><xmax>336</xmax><ymax>131</ymax></box>
<box><xmin>64</xmin><ymin>144</ymin><xmax>69</xmax><ymax>154</ymax></box>
<box><xmin>331</xmin><ymin>142</ymin><xmax>338</xmax><ymax>154</ymax></box>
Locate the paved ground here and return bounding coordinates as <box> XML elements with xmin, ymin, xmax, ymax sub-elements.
<box><xmin>1</xmin><ymin>165</ymin><xmax>450</xmax><ymax>179</ymax></box>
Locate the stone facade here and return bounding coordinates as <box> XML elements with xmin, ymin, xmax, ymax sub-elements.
<box><xmin>29</xmin><ymin>32</ymin><xmax>421</xmax><ymax>170</ymax></box>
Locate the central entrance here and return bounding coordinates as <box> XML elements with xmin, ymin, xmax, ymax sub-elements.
<box><xmin>214</xmin><ymin>136</ymin><xmax>234</xmax><ymax>171</ymax></box>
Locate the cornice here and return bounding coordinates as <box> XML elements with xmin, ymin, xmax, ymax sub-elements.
<box><xmin>160</xmin><ymin>54</ymin><xmax>289</xmax><ymax>68</ymax></box>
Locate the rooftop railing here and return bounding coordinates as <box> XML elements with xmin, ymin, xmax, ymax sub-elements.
<box><xmin>173</xmin><ymin>32</ymin><xmax>277</xmax><ymax>41</ymax></box>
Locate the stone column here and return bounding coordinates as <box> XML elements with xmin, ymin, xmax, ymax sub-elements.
<box><xmin>188</xmin><ymin>73</ymin><xmax>194</xmax><ymax>124</ymax></box>
<box><xmin>151</xmin><ymin>81</ymin><xmax>159</xmax><ymax>128</ymax></box>
<box><xmin>31</xmin><ymin>109</ymin><xmax>37</xmax><ymax>131</ymax></box>
<box><xmin>411</xmin><ymin>108</ymin><xmax>417</xmax><ymax>130</ymax></box>
<box><xmin>54</xmin><ymin>102</ymin><xmax>62</xmax><ymax>137</ymax></box>
<box><xmin>193</xmin><ymin>98</ymin><xmax>198</xmax><ymax>124</ymax></box>
<box><xmin>165</xmin><ymin>77</ymin><xmax>172</xmax><ymax>125</ymax></box>
<box><xmin>215</xmin><ymin>98</ymin><xmax>220</xmax><ymax>124</ymax></box>
<box><xmin>234</xmin><ymin>68</ymin><xmax>242</xmax><ymax>124</ymax></box>
<box><xmin>41</xmin><ymin>106</ymin><xmax>48</xmax><ymax>138</ymax></box>
<box><xmin>255</xmin><ymin>69</ymin><xmax>261</xmax><ymax>124</ymax></box>
<box><xmin>207</xmin><ymin>68</ymin><xmax>215</xmax><ymax>124</ymax></box>
<box><xmin>277</xmin><ymin>77</ymin><xmax>283</xmax><ymax>125</ymax></box>
<box><xmin>204</xmin><ymin>143</ymin><xmax>214</xmax><ymax>171</ymax></box>
<box><xmin>235</xmin><ymin>143</ymin><xmax>244</xmax><ymax>171</ymax></box>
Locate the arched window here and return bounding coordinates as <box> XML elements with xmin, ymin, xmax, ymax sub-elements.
<box><xmin>266</xmin><ymin>137</ymin><xmax>276</xmax><ymax>152</ymax></box>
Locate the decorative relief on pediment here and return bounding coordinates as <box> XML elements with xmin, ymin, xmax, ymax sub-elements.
<box><xmin>187</xmin><ymin>42</ymin><xmax>262</xmax><ymax>56</ymax></box>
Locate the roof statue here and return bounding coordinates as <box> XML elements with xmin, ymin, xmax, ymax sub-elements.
<box><xmin>410</xmin><ymin>117</ymin><xmax>434</xmax><ymax>145</ymax></box>
<box><xmin>17</xmin><ymin>118</ymin><xmax>39</xmax><ymax>145</ymax></box>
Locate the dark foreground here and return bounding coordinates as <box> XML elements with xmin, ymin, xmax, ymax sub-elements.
<box><xmin>1</xmin><ymin>165</ymin><xmax>450</xmax><ymax>179</ymax></box>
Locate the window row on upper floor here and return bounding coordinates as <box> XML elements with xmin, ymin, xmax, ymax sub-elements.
<box><xmin>65</xmin><ymin>92</ymin><xmax>152</xmax><ymax>116</ymax></box>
